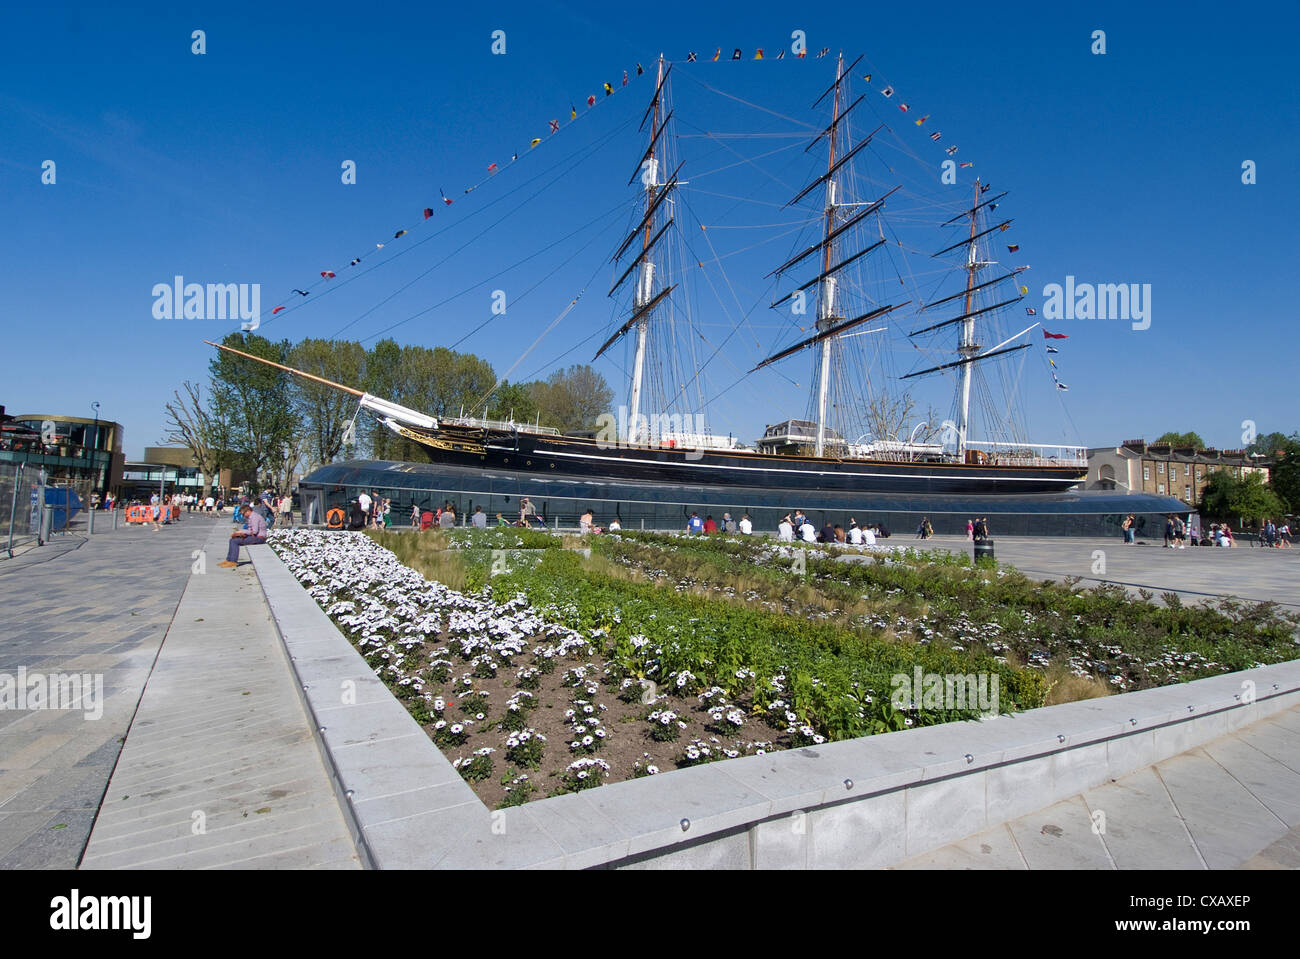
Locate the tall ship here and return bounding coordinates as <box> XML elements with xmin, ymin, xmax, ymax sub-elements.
<box><xmin>215</xmin><ymin>53</ymin><xmax>1087</xmax><ymax>499</ymax></box>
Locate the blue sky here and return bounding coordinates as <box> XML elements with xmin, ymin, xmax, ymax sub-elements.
<box><xmin>2</xmin><ymin>0</ymin><xmax>1296</xmax><ymax>460</ymax></box>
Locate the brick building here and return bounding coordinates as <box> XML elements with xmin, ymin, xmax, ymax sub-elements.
<box><xmin>1087</xmin><ymin>440</ymin><xmax>1269</xmax><ymax>506</ymax></box>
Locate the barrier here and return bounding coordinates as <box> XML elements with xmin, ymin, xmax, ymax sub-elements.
<box><xmin>125</xmin><ymin>504</ymin><xmax>174</xmax><ymax>524</ymax></box>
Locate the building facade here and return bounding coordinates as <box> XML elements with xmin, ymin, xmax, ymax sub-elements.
<box><xmin>1087</xmin><ymin>440</ymin><xmax>1269</xmax><ymax>507</ymax></box>
<box><xmin>2</xmin><ymin>409</ymin><xmax>125</xmax><ymax>497</ymax></box>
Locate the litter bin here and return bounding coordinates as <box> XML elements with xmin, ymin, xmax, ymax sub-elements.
<box><xmin>973</xmin><ymin>539</ymin><xmax>995</xmax><ymax>564</ymax></box>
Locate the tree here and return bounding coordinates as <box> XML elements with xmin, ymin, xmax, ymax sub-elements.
<box><xmin>1265</xmin><ymin>437</ymin><xmax>1300</xmax><ymax>513</ymax></box>
<box><xmin>362</xmin><ymin>338</ymin><xmax>404</xmax><ymax>460</ymax></box>
<box><xmin>481</xmin><ymin>381</ymin><xmax>539</xmax><ymax>425</ymax></box>
<box><xmin>1247</xmin><ymin>431</ymin><xmax>1295</xmax><ymax>458</ymax></box>
<box><xmin>209</xmin><ymin>332</ymin><xmax>297</xmax><ymax>485</ymax></box>
<box><xmin>287</xmin><ymin>338</ymin><xmax>366</xmax><ymax>469</ymax></box>
<box><xmin>1154</xmin><ymin>431</ymin><xmax>1205</xmax><ymax>448</ymax></box>
<box><xmin>1228</xmin><ymin>472</ymin><xmax>1287</xmax><ymax>524</ymax></box>
<box><xmin>160</xmin><ymin>381</ymin><xmax>232</xmax><ymax>499</ymax></box>
<box><xmin>530</xmin><ymin>364</ymin><xmax>613</xmax><ymax>431</ymax></box>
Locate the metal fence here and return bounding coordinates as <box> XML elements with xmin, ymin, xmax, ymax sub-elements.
<box><xmin>1</xmin><ymin>461</ymin><xmax>44</xmax><ymax>556</ymax></box>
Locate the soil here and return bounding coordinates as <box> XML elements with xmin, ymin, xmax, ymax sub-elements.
<box><xmin>383</xmin><ymin>631</ymin><xmax>794</xmax><ymax>809</ymax></box>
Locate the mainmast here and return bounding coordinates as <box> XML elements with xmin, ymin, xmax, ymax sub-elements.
<box><xmin>753</xmin><ymin>53</ymin><xmax>908</xmax><ymax>456</ymax></box>
<box><xmin>594</xmin><ymin>54</ymin><xmax>677</xmax><ymax>446</ymax></box>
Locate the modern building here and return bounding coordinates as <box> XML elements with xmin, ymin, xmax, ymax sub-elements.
<box><xmin>1087</xmin><ymin>440</ymin><xmax>1270</xmax><ymax>506</ymax></box>
<box><xmin>2</xmin><ymin>407</ymin><xmax>125</xmax><ymax>497</ymax></box>
<box><xmin>120</xmin><ymin>446</ymin><xmax>255</xmax><ymax>500</ymax></box>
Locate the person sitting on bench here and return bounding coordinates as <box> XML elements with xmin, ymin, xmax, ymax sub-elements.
<box><xmin>219</xmin><ymin>506</ymin><xmax>268</xmax><ymax>567</ymax></box>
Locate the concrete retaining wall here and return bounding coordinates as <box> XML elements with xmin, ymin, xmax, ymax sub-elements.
<box><xmin>249</xmin><ymin>543</ymin><xmax>1300</xmax><ymax>869</ymax></box>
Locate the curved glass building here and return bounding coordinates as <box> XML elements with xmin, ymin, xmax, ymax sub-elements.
<box><xmin>298</xmin><ymin>459</ymin><xmax>1192</xmax><ymax>538</ymax></box>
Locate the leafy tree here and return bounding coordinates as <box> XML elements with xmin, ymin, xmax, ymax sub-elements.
<box><xmin>362</xmin><ymin>338</ymin><xmax>404</xmax><ymax>460</ymax></box>
<box><xmin>1198</xmin><ymin>470</ymin><xmax>1236</xmax><ymax>518</ymax></box>
<box><xmin>209</xmin><ymin>332</ymin><xmax>297</xmax><ymax>485</ymax></box>
<box><xmin>1246</xmin><ymin>431</ymin><xmax>1296</xmax><ymax>458</ymax></box>
<box><xmin>1154</xmin><ymin>431</ymin><xmax>1205</xmax><ymax>448</ymax></box>
<box><xmin>1266</xmin><ymin>439</ymin><xmax>1300</xmax><ymax>512</ymax></box>
<box><xmin>1228</xmin><ymin>472</ymin><xmax>1287</xmax><ymax>524</ymax></box>
<box><xmin>482</xmin><ymin>381</ymin><xmax>540</xmax><ymax>424</ymax></box>
<box><xmin>288</xmin><ymin>338</ymin><xmax>367</xmax><ymax>469</ymax></box>
<box><xmin>530</xmin><ymin>364</ymin><xmax>613</xmax><ymax>431</ymax></box>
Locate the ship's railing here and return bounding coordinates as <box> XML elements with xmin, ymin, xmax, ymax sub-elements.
<box><xmin>966</xmin><ymin>440</ymin><xmax>1088</xmax><ymax>467</ymax></box>
<box><xmin>441</xmin><ymin>416</ymin><xmax>562</xmax><ymax>435</ymax></box>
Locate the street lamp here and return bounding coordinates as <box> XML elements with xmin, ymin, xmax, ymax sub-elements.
<box><xmin>90</xmin><ymin>401</ymin><xmax>101</xmax><ymax>502</ymax></box>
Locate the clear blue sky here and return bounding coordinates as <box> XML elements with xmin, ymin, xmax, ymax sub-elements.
<box><xmin>2</xmin><ymin>0</ymin><xmax>1296</xmax><ymax>460</ymax></box>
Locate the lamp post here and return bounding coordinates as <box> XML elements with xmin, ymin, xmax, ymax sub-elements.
<box><xmin>89</xmin><ymin>402</ymin><xmax>100</xmax><ymax>499</ymax></box>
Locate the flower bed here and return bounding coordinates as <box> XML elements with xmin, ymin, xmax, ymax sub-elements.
<box><xmin>268</xmin><ymin>528</ymin><xmax>1043</xmax><ymax>808</ymax></box>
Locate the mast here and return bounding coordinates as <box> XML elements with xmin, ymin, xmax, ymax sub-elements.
<box><xmin>627</xmin><ymin>54</ymin><xmax>665</xmax><ymax>445</ymax></box>
<box><xmin>813</xmin><ymin>53</ymin><xmax>845</xmax><ymax>458</ymax></box>
<box><xmin>956</xmin><ymin>178</ymin><xmax>981</xmax><ymax>459</ymax></box>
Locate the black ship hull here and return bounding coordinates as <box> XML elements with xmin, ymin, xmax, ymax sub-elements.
<box><xmin>391</xmin><ymin>422</ymin><xmax>1084</xmax><ymax>495</ymax></box>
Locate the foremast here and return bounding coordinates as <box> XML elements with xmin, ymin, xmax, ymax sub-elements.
<box><xmin>594</xmin><ymin>53</ymin><xmax>677</xmax><ymax>445</ymax></box>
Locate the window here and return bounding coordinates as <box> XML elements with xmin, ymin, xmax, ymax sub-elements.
<box><xmin>1158</xmin><ymin>483</ymin><xmax>1165</xmax><ymax>494</ymax></box>
<box><xmin>1184</xmin><ymin>463</ymin><xmax>1190</xmax><ymax>476</ymax></box>
<box><xmin>1185</xmin><ymin>485</ymin><xmax>1191</xmax><ymax>500</ymax></box>
<box><xmin>1144</xmin><ymin>466</ymin><xmax>1151</xmax><ymax>481</ymax></box>
<box><xmin>1158</xmin><ymin>462</ymin><xmax>1164</xmax><ymax>474</ymax></box>
<box><xmin>1196</xmin><ymin>469</ymin><xmax>1202</xmax><ymax>481</ymax></box>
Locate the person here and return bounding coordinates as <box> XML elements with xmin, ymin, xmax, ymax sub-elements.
<box><xmin>980</xmin><ymin>517</ymin><xmax>990</xmax><ymax>539</ymax></box>
<box><xmin>148</xmin><ymin>492</ymin><xmax>162</xmax><ymax>531</ymax></box>
<box><xmin>966</xmin><ymin>519</ymin><xmax>974</xmax><ymax>541</ymax></box>
<box><xmin>279</xmin><ymin>493</ymin><xmax>293</xmax><ymax>527</ymax></box>
<box><xmin>348</xmin><ymin>498</ymin><xmax>366</xmax><ymax>530</ymax></box>
<box><xmin>799</xmin><ymin>518</ymin><xmax>817</xmax><ymax>543</ymax></box>
<box><xmin>496</xmin><ymin>512</ymin><xmax>510</xmax><ymax>527</ymax></box>
<box><xmin>205</xmin><ymin>494</ymin><xmax>214</xmax><ymax>514</ymax></box>
<box><xmin>1163</xmin><ymin>515</ymin><xmax>1175</xmax><ymax>548</ymax></box>
<box><xmin>819</xmin><ymin>520</ymin><xmax>835</xmax><ymax>543</ymax></box>
<box><xmin>877</xmin><ymin>522</ymin><xmax>890</xmax><ymax>539</ymax></box>
<box><xmin>440</xmin><ymin>503</ymin><xmax>457</xmax><ymax>529</ymax></box>
<box><xmin>739</xmin><ymin>514</ymin><xmax>752</xmax><ymax>536</ymax></box>
<box><xmin>218</xmin><ymin>503</ymin><xmax>268</xmax><ymax>567</ymax></box>
<box><xmin>722</xmin><ymin>512</ymin><xmax>736</xmax><ymax>534</ymax></box>
<box><xmin>703</xmin><ymin>515</ymin><xmax>718</xmax><ymax>534</ymax></box>
<box><xmin>777</xmin><ymin>515</ymin><xmax>793</xmax><ymax>542</ymax></box>
<box><xmin>608</xmin><ymin>516</ymin><xmax>622</xmax><ymax>532</ymax></box>
<box><xmin>411</xmin><ymin>503</ymin><xmax>421</xmax><ymax>527</ymax></box>
<box><xmin>1120</xmin><ymin>514</ymin><xmax>1132</xmax><ymax>544</ymax></box>
<box><xmin>864</xmin><ymin>524</ymin><xmax>877</xmax><ymax>547</ymax></box>
<box><xmin>687</xmin><ymin>512</ymin><xmax>704</xmax><ymax>535</ymax></box>
<box><xmin>1278</xmin><ymin>522</ymin><xmax>1291</xmax><ymax>547</ymax></box>
<box><xmin>916</xmin><ymin>517</ymin><xmax>928</xmax><ymax>540</ymax></box>
<box><xmin>358</xmin><ymin>489</ymin><xmax>372</xmax><ymax>523</ymax></box>
<box><xmin>848</xmin><ymin>522</ymin><xmax>863</xmax><ymax>546</ymax></box>
<box><xmin>473</xmin><ymin>506</ymin><xmax>488</xmax><ymax>530</ymax></box>
<box><xmin>1222</xmin><ymin>524</ymin><xmax>1233</xmax><ymax>547</ymax></box>
<box><xmin>793</xmin><ymin>509</ymin><xmax>807</xmax><ymax>531</ymax></box>
<box><xmin>834</xmin><ymin>524</ymin><xmax>846</xmax><ymax>544</ymax></box>
<box><xmin>382</xmin><ymin>499</ymin><xmax>392</xmax><ymax>528</ymax></box>
<box><xmin>519</xmin><ymin>497</ymin><xmax>536</xmax><ymax>525</ymax></box>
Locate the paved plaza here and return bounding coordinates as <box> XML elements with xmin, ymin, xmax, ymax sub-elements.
<box><xmin>1</xmin><ymin>519</ymin><xmax>1296</xmax><ymax>869</ymax></box>
<box><xmin>0</xmin><ymin>513</ymin><xmax>358</xmax><ymax>869</ymax></box>
<box><xmin>920</xmin><ymin>534</ymin><xmax>1300</xmax><ymax>610</ymax></box>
